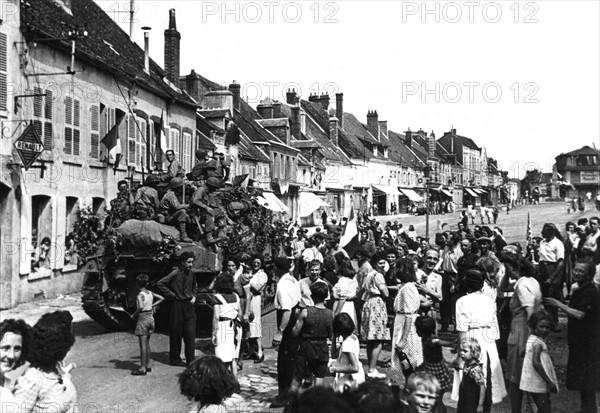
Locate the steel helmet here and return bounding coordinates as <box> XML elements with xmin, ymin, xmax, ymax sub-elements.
<box><xmin>144</xmin><ymin>174</ymin><xmax>159</xmax><ymax>186</ymax></box>
<box><xmin>168</xmin><ymin>177</ymin><xmax>184</xmax><ymax>190</ymax></box>
<box><xmin>206</xmin><ymin>177</ymin><xmax>222</xmax><ymax>188</ymax></box>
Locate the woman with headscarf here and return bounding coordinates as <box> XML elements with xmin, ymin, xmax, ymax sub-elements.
<box><xmin>499</xmin><ymin>249</ymin><xmax>542</xmax><ymax>413</ymax></box>
<box><xmin>544</xmin><ymin>259</ymin><xmax>600</xmax><ymax>413</ymax></box>
<box><xmin>453</xmin><ymin>269</ymin><xmax>507</xmax><ymax>411</ymax></box>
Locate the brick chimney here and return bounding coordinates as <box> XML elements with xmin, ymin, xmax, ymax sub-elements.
<box><xmin>367</xmin><ymin>110</ymin><xmax>379</xmax><ymax>141</ymax></box>
<box><xmin>378</xmin><ymin>121</ymin><xmax>388</xmax><ymax>139</ymax></box>
<box><xmin>202</xmin><ymin>90</ymin><xmax>233</xmax><ymax>111</ymax></box>
<box><xmin>308</xmin><ymin>93</ymin><xmax>320</xmax><ymax>105</ymax></box>
<box><xmin>319</xmin><ymin>94</ymin><xmax>330</xmax><ymax>111</ymax></box>
<box><xmin>428</xmin><ymin>131</ymin><xmax>436</xmax><ymax>159</ymax></box>
<box><xmin>164</xmin><ymin>9</ymin><xmax>180</xmax><ymax>88</ymax></box>
<box><xmin>273</xmin><ymin>101</ymin><xmax>283</xmax><ymax>118</ymax></box>
<box><xmin>291</xmin><ymin>106</ymin><xmax>301</xmax><ymax>139</ymax></box>
<box><xmin>405</xmin><ymin>129</ymin><xmax>412</xmax><ymax>148</ymax></box>
<box><xmin>329</xmin><ymin>116</ymin><xmax>339</xmax><ymax>146</ymax></box>
<box><xmin>257</xmin><ymin>101</ymin><xmax>274</xmax><ymax>119</ymax></box>
<box><xmin>451</xmin><ymin>127</ymin><xmax>456</xmax><ymax>153</ymax></box>
<box><xmin>335</xmin><ymin>93</ymin><xmax>344</xmax><ymax>129</ymax></box>
<box><xmin>229</xmin><ymin>82</ymin><xmax>241</xmax><ymax>111</ymax></box>
<box><xmin>286</xmin><ymin>88</ymin><xmax>299</xmax><ymax>105</ymax></box>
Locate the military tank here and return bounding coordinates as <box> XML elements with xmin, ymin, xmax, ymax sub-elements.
<box><xmin>78</xmin><ymin>184</ymin><xmax>285</xmax><ymax>337</ymax></box>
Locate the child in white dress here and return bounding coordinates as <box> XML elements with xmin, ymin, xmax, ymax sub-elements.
<box><xmin>330</xmin><ymin>313</ymin><xmax>364</xmax><ymax>392</ymax></box>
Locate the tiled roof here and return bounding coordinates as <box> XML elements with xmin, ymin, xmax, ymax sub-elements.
<box><xmin>290</xmin><ymin>139</ymin><xmax>320</xmax><ymax>149</ymax></box>
<box><xmin>301</xmin><ymin>100</ymin><xmax>364</xmax><ymax>159</ymax></box>
<box><xmin>238</xmin><ymin>132</ymin><xmax>271</xmax><ymax>163</ymax></box>
<box><xmin>560</xmin><ymin>145</ymin><xmax>600</xmax><ymax>156</ymax></box>
<box><xmin>387</xmin><ymin>130</ymin><xmax>426</xmax><ymax>168</ymax></box>
<box><xmin>343</xmin><ymin>113</ymin><xmax>379</xmax><ymax>145</ymax></box>
<box><xmin>196</xmin><ymin>114</ymin><xmax>226</xmax><ymax>134</ymax></box>
<box><xmin>279</xmin><ymin>103</ymin><xmax>350</xmax><ymax>164</ymax></box>
<box><xmin>21</xmin><ymin>0</ymin><xmax>197</xmax><ymax>108</ymax></box>
<box><xmin>195</xmin><ymin>131</ymin><xmax>216</xmax><ymax>150</ymax></box>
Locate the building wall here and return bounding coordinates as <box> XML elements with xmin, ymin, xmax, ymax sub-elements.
<box><xmin>1</xmin><ymin>29</ymin><xmax>196</xmax><ymax>308</ymax></box>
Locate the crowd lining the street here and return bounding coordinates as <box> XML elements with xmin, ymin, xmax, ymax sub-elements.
<box><xmin>2</xmin><ymin>207</ymin><xmax>600</xmax><ymax>413</ymax></box>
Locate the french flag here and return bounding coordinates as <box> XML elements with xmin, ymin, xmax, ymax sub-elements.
<box><xmin>341</xmin><ymin>207</ymin><xmax>360</xmax><ymax>258</ymax></box>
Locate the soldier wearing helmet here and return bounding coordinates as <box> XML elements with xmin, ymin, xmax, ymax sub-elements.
<box><xmin>190</xmin><ymin>177</ymin><xmax>227</xmax><ymax>244</ymax></box>
<box><xmin>190</xmin><ymin>149</ymin><xmax>213</xmax><ymax>182</ymax></box>
<box><xmin>132</xmin><ymin>174</ymin><xmax>161</xmax><ymax>221</ymax></box>
<box><xmin>158</xmin><ymin>177</ymin><xmax>192</xmax><ymax>242</ymax></box>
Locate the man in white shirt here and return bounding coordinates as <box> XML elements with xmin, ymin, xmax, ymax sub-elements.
<box><xmin>301</xmin><ymin>239</ymin><xmax>323</xmax><ymax>276</ymax></box>
<box><xmin>272</xmin><ymin>257</ymin><xmax>302</xmax><ymax>407</ymax></box>
<box><xmin>299</xmin><ymin>260</ymin><xmax>331</xmax><ymax>307</ymax></box>
<box><xmin>538</xmin><ymin>223</ymin><xmax>565</xmax><ymax>325</ymax></box>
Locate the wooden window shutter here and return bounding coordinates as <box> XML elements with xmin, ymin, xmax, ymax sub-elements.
<box><xmin>90</xmin><ymin>105</ymin><xmax>100</xmax><ymax>159</ymax></box>
<box><xmin>0</xmin><ymin>33</ymin><xmax>6</xmax><ymax>111</ymax></box>
<box><xmin>34</xmin><ymin>87</ymin><xmax>43</xmax><ymax>117</ymax></box>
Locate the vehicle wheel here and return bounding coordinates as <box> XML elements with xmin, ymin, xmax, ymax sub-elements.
<box><xmin>81</xmin><ymin>271</ymin><xmax>133</xmax><ymax>331</ymax></box>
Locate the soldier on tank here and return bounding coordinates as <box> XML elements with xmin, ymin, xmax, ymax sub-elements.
<box><xmin>158</xmin><ymin>177</ymin><xmax>192</xmax><ymax>242</ymax></box>
<box><xmin>190</xmin><ymin>177</ymin><xmax>228</xmax><ymax>245</ymax></box>
<box><xmin>161</xmin><ymin>149</ymin><xmax>186</xmax><ymax>183</ymax></box>
<box><xmin>132</xmin><ymin>175</ymin><xmax>161</xmax><ymax>221</ymax></box>
<box><xmin>190</xmin><ymin>149</ymin><xmax>214</xmax><ymax>183</ymax></box>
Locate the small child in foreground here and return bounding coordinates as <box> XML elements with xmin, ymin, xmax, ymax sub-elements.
<box><xmin>130</xmin><ymin>274</ymin><xmax>164</xmax><ymax>375</ymax></box>
<box><xmin>330</xmin><ymin>312</ymin><xmax>364</xmax><ymax>392</ymax></box>
<box><xmin>519</xmin><ymin>310</ymin><xmax>558</xmax><ymax>413</ymax></box>
<box><xmin>401</xmin><ymin>371</ymin><xmax>447</xmax><ymax>413</ymax></box>
<box><xmin>454</xmin><ymin>337</ymin><xmax>485</xmax><ymax>413</ymax></box>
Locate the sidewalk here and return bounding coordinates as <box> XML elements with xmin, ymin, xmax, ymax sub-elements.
<box><xmin>0</xmin><ymin>293</ymin><xmax>88</xmax><ymax>325</ymax></box>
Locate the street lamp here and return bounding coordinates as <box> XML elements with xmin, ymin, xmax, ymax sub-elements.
<box><xmin>423</xmin><ymin>164</ymin><xmax>432</xmax><ymax>238</ymax></box>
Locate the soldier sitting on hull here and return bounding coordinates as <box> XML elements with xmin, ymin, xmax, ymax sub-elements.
<box><xmin>109</xmin><ymin>180</ymin><xmax>134</xmax><ymax>226</ymax></box>
<box><xmin>158</xmin><ymin>177</ymin><xmax>192</xmax><ymax>242</ymax></box>
<box><xmin>132</xmin><ymin>175</ymin><xmax>161</xmax><ymax>221</ymax></box>
<box><xmin>161</xmin><ymin>150</ymin><xmax>186</xmax><ymax>183</ymax></box>
<box><xmin>190</xmin><ymin>177</ymin><xmax>228</xmax><ymax>245</ymax></box>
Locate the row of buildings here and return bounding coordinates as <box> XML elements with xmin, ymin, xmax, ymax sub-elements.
<box><xmin>0</xmin><ymin>0</ymin><xmax>509</xmax><ymax>308</ymax></box>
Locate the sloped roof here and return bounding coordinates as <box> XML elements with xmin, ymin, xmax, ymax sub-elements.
<box><xmin>199</xmin><ymin>108</ymin><xmax>230</xmax><ymax>119</ymax></box>
<box><xmin>21</xmin><ymin>0</ymin><xmax>197</xmax><ymax>108</ymax></box>
<box><xmin>560</xmin><ymin>145</ymin><xmax>600</xmax><ymax>156</ymax></box>
<box><xmin>195</xmin><ymin>131</ymin><xmax>216</xmax><ymax>150</ymax></box>
<box><xmin>279</xmin><ymin>103</ymin><xmax>350</xmax><ymax>164</ymax></box>
<box><xmin>343</xmin><ymin>113</ymin><xmax>379</xmax><ymax>145</ymax></box>
<box><xmin>290</xmin><ymin>139</ymin><xmax>320</xmax><ymax>149</ymax></box>
<box><xmin>238</xmin><ymin>132</ymin><xmax>271</xmax><ymax>163</ymax></box>
<box><xmin>301</xmin><ymin>100</ymin><xmax>364</xmax><ymax>159</ymax></box>
<box><xmin>196</xmin><ymin>114</ymin><xmax>226</xmax><ymax>134</ymax></box>
<box><xmin>387</xmin><ymin>130</ymin><xmax>426</xmax><ymax>168</ymax></box>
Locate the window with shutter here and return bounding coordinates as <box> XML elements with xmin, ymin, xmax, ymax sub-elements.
<box><xmin>63</xmin><ymin>97</ymin><xmax>80</xmax><ymax>155</ymax></box>
<box><xmin>137</xmin><ymin>119</ymin><xmax>146</xmax><ymax>168</ymax></box>
<box><xmin>33</xmin><ymin>87</ymin><xmax>53</xmax><ymax>150</ymax></box>
<box><xmin>127</xmin><ymin>114</ymin><xmax>136</xmax><ymax>165</ymax></box>
<box><xmin>182</xmin><ymin>132</ymin><xmax>192</xmax><ymax>171</ymax></box>
<box><xmin>90</xmin><ymin>105</ymin><xmax>100</xmax><ymax>159</ymax></box>
<box><xmin>148</xmin><ymin>121</ymin><xmax>156</xmax><ymax>169</ymax></box>
<box><xmin>0</xmin><ymin>32</ymin><xmax>7</xmax><ymax>111</ymax></box>
<box><xmin>171</xmin><ymin>129</ymin><xmax>180</xmax><ymax>159</ymax></box>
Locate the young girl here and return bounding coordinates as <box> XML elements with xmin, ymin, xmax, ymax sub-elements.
<box><xmin>330</xmin><ymin>313</ymin><xmax>364</xmax><ymax>392</ymax></box>
<box><xmin>415</xmin><ymin>316</ymin><xmax>453</xmax><ymax>397</ymax></box>
<box><xmin>519</xmin><ymin>310</ymin><xmax>558</xmax><ymax>413</ymax></box>
<box><xmin>130</xmin><ymin>274</ymin><xmax>164</xmax><ymax>376</ymax></box>
<box><xmin>454</xmin><ymin>337</ymin><xmax>486</xmax><ymax>413</ymax></box>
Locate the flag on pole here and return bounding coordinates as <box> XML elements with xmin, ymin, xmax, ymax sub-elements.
<box><xmin>112</xmin><ymin>138</ymin><xmax>122</xmax><ymax>173</ymax></box>
<box><xmin>101</xmin><ymin>114</ymin><xmax>125</xmax><ymax>172</ymax></box>
<box><xmin>340</xmin><ymin>207</ymin><xmax>359</xmax><ymax>258</ymax></box>
<box><xmin>159</xmin><ymin>110</ymin><xmax>168</xmax><ymax>161</ymax></box>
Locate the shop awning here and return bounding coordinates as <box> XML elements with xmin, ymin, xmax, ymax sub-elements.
<box><xmin>257</xmin><ymin>192</ymin><xmax>289</xmax><ymax>213</ymax></box>
<box><xmin>465</xmin><ymin>188</ymin><xmax>479</xmax><ymax>197</ymax></box>
<box><xmin>440</xmin><ymin>189</ymin><xmax>453</xmax><ymax>198</ymax></box>
<box><xmin>298</xmin><ymin>191</ymin><xmax>329</xmax><ymax>217</ymax></box>
<box><xmin>371</xmin><ymin>184</ymin><xmax>401</xmax><ymax>196</ymax></box>
<box><xmin>398</xmin><ymin>188</ymin><xmax>424</xmax><ymax>202</ymax></box>
<box><xmin>477</xmin><ymin>188</ymin><xmax>488</xmax><ymax>194</ymax></box>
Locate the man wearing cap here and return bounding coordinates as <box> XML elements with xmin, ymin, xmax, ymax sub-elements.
<box><xmin>190</xmin><ymin>177</ymin><xmax>227</xmax><ymax>244</ymax></box>
<box><xmin>157</xmin><ymin>251</ymin><xmax>197</xmax><ymax>366</ymax></box>
<box><xmin>538</xmin><ymin>223</ymin><xmax>565</xmax><ymax>325</ymax></box>
<box><xmin>271</xmin><ymin>257</ymin><xmax>302</xmax><ymax>408</ymax></box>
<box><xmin>159</xmin><ymin>177</ymin><xmax>192</xmax><ymax>242</ymax></box>
<box><xmin>132</xmin><ymin>174</ymin><xmax>161</xmax><ymax>221</ymax></box>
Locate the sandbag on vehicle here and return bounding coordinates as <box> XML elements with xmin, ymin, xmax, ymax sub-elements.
<box><xmin>118</xmin><ymin>219</ymin><xmax>181</xmax><ymax>251</ymax></box>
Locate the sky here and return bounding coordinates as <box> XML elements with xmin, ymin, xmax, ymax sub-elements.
<box><xmin>98</xmin><ymin>0</ymin><xmax>600</xmax><ymax>179</ymax></box>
